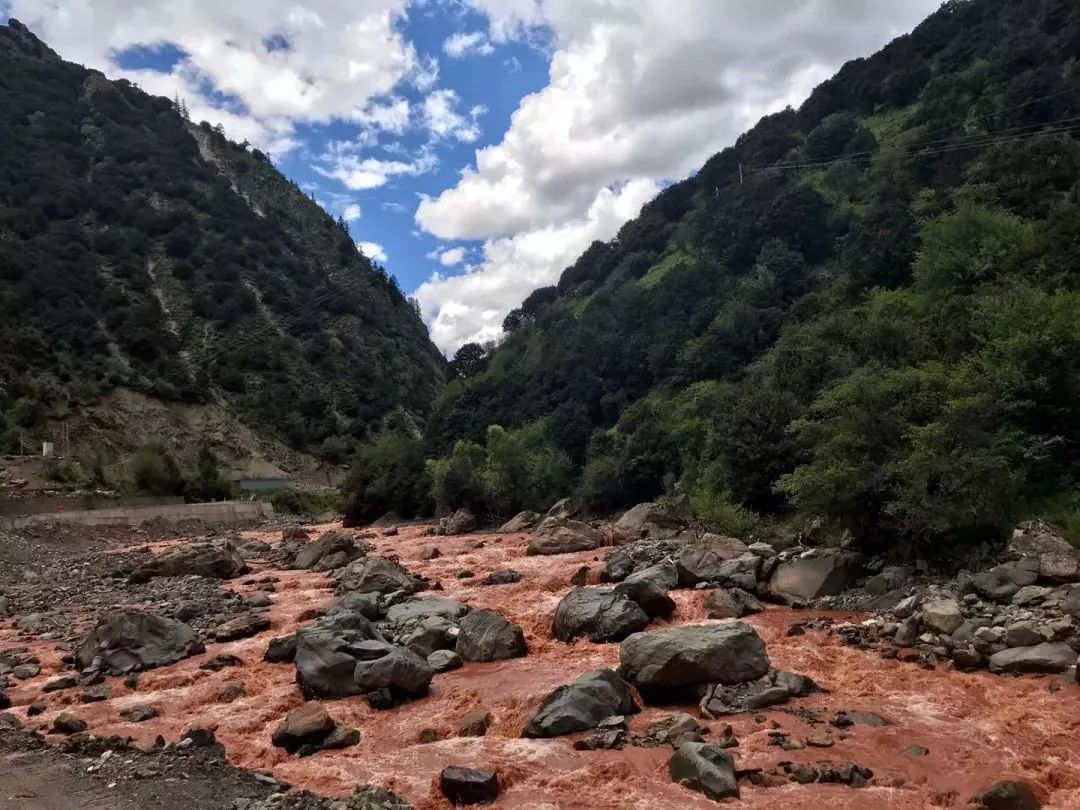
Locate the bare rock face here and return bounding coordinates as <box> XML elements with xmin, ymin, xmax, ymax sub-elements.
<box><xmin>76</xmin><ymin>610</ymin><xmax>204</xmax><ymax>674</ymax></box>
<box><xmin>619</xmin><ymin>623</ymin><xmax>770</xmax><ymax>702</ymax></box>
<box><xmin>128</xmin><ymin>541</ymin><xmax>248</xmax><ymax>583</ymax></box>
<box><xmin>527</xmin><ymin>518</ymin><xmax>605</xmax><ymax>556</ymax></box>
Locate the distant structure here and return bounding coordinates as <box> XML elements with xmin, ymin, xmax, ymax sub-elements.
<box><xmin>231</xmin><ymin>457</ymin><xmax>293</xmax><ymax>492</ymax></box>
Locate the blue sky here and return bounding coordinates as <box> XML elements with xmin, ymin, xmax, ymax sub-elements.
<box><xmin>4</xmin><ymin>1</ymin><xmax>942</xmax><ymax>353</ymax></box>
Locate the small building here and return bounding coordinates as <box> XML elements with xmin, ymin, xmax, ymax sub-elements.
<box><xmin>231</xmin><ymin>458</ymin><xmax>293</xmax><ymax>492</ymax></box>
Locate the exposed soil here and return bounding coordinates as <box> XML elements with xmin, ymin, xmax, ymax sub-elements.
<box><xmin>2</xmin><ymin>521</ymin><xmax>1078</xmax><ymax>809</ymax></box>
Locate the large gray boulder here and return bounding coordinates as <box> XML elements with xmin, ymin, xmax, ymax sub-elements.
<box><xmin>612</xmin><ymin>502</ymin><xmax>686</xmax><ymax>545</ymax></box>
<box><xmin>619</xmin><ymin>623</ymin><xmax>770</xmax><ymax>700</ymax></box>
<box><xmin>76</xmin><ymin>610</ymin><xmax>204</xmax><ymax>674</ymax></box>
<box><xmin>292</xmin><ymin>530</ymin><xmax>367</xmax><ymax>572</ymax></box>
<box><xmin>129</xmin><ymin>542</ymin><xmax>247</xmax><ymax>583</ymax></box>
<box><xmin>294</xmin><ymin>611</ymin><xmax>388</xmax><ymax>698</ymax></box>
<box><xmin>498</xmin><ymin>511</ymin><xmax>541</xmax><ymax>533</ymax></box>
<box><xmin>553</xmin><ymin>587</ymin><xmax>649</xmax><ymax>643</ymax></box>
<box><xmin>669</xmin><ymin>742</ymin><xmax>739</xmax><ymax>801</ymax></box>
<box><xmin>456</xmin><ymin>609</ymin><xmax>527</xmax><ymax>662</ymax></box>
<box><xmin>440</xmin><ymin>508</ymin><xmax>477</xmax><ymax>536</ymax></box>
<box><xmin>614</xmin><ymin>578</ymin><xmax>676</xmax><ymax>618</ymax></box>
<box><xmin>353</xmin><ymin>646</ymin><xmax>433</xmax><ymax>698</ymax></box>
<box><xmin>623</xmin><ymin>561</ymin><xmax>679</xmax><ymax>591</ymax></box>
<box><xmin>768</xmin><ymin>550</ymin><xmax>861</xmax><ymax>606</ymax></box>
<box><xmin>921</xmin><ymin>597</ymin><xmax>964</xmax><ymax>636</ymax></box>
<box><xmin>523</xmin><ymin>669</ymin><xmax>639</xmax><ymax>738</ymax></box>
<box><xmin>545</xmin><ymin>497</ymin><xmax>578</xmax><ymax>520</ymax></box>
<box><xmin>704</xmin><ymin>587</ymin><xmax>762</xmax><ymax>619</ymax></box>
<box><xmin>988</xmin><ymin>643</ymin><xmax>1077</xmax><ymax>675</ymax></box>
<box><xmin>385</xmin><ymin>596</ymin><xmax>470</xmax><ymax>624</ymax></box>
<box><xmin>335</xmin><ymin>557</ymin><xmax>422</xmax><ymax>595</ymax></box>
<box><xmin>1008</xmin><ymin>521</ymin><xmax>1080</xmax><ymax>583</ymax></box>
<box><xmin>676</xmin><ymin>534</ymin><xmax>750</xmax><ymax>586</ymax></box>
<box><xmin>527</xmin><ymin>518</ymin><xmax>605</xmax><ymax>556</ymax></box>
<box><xmin>972</xmin><ymin>560</ymin><xmax>1040</xmax><ymax>603</ymax></box>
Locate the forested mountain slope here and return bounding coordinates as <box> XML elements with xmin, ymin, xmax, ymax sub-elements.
<box><xmin>0</xmin><ymin>19</ymin><xmax>445</xmax><ymax>459</ymax></box>
<box><xmin>351</xmin><ymin>0</ymin><xmax>1080</xmax><ymax>550</ymax></box>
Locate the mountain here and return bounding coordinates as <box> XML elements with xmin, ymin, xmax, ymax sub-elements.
<box><xmin>351</xmin><ymin>0</ymin><xmax>1080</xmax><ymax>548</ymax></box>
<box><xmin>0</xmin><ymin>19</ymin><xmax>445</xmax><ymax>463</ymax></box>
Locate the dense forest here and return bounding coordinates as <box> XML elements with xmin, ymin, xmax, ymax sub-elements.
<box><xmin>348</xmin><ymin>0</ymin><xmax>1080</xmax><ymax>552</ymax></box>
<box><xmin>0</xmin><ymin>20</ymin><xmax>444</xmax><ymax>459</ymax></box>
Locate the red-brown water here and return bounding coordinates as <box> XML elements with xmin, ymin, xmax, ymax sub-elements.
<box><xmin>5</xmin><ymin>524</ymin><xmax>1079</xmax><ymax>808</ymax></box>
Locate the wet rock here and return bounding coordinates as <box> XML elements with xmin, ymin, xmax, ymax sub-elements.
<box><xmin>201</xmin><ymin>654</ymin><xmax>242</xmax><ymax>671</ymax></box>
<box><xmin>265</xmin><ymin>635</ymin><xmax>298</xmax><ymax>664</ymax></box>
<box><xmin>335</xmin><ymin>557</ymin><xmax>423</xmax><ymax>596</ymax></box>
<box><xmin>238</xmin><ymin>540</ymin><xmax>272</xmax><ymax>560</ymax></box>
<box><xmin>970</xmin><ymin>780</ymin><xmax>1041</xmax><ymax>809</ymax></box>
<box><xmin>988</xmin><ymin>643</ymin><xmax>1077</xmax><ymax>674</ymax></box>
<box><xmin>620</xmin><ymin>623</ymin><xmax>770</xmax><ymax>701</ymax></box>
<box><xmin>352</xmin><ymin>647</ymin><xmax>433</xmax><ymax>701</ymax></box>
<box><xmin>282</xmin><ymin>526</ymin><xmax>310</xmax><ymax>543</ymax></box>
<box><xmin>182</xmin><ymin>728</ymin><xmax>216</xmax><ymax>746</ymax></box>
<box><xmin>701</xmin><ymin>669</ymin><xmax>817</xmax><ymax>717</ymax></box>
<box><xmin>402</xmin><ymin>615</ymin><xmax>455</xmax><ymax>658</ymax></box>
<box><xmin>613</xmin><ymin>502</ymin><xmax>686</xmax><ymax>545</ymax></box>
<box><xmin>480</xmin><ymin>570</ymin><xmax>523</xmax><ymax>586</ymax></box>
<box><xmin>1011</xmin><ymin>586</ymin><xmax>1053</xmax><ymax>606</ymax></box>
<box><xmin>76</xmin><ymin>610</ymin><xmax>204</xmax><ymax>675</ymax></box>
<box><xmin>214</xmin><ymin>612</ymin><xmax>271</xmax><ymax>642</ymax></box>
<box><xmin>458</xmin><ymin>710</ymin><xmax>492</xmax><ymax>737</ymax></box>
<box><xmin>292</xmin><ymin>531</ymin><xmax>366</xmax><ymax>572</ymax></box>
<box><xmin>704</xmin><ymin>587</ymin><xmax>763</xmax><ymax>619</ymax></box>
<box><xmin>922</xmin><ymin>598</ymin><xmax>964</xmax><ymax>636</ymax></box>
<box><xmin>42</xmin><ymin>674</ymin><xmax>78</xmax><ymax>692</ymax></box>
<box><xmin>428</xmin><ymin>649</ymin><xmax>462</xmax><ymax>673</ymax></box>
<box><xmin>52</xmin><ymin>712</ymin><xmax>87</xmax><ymax>735</ymax></box>
<box><xmin>769</xmin><ymin>550</ymin><xmax>862</xmax><ymax>606</ymax></box>
<box><xmin>1003</xmin><ymin>621</ymin><xmax>1047</xmax><ymax>648</ymax></box>
<box><xmin>570</xmin><ymin>566</ymin><xmax>589</xmax><ymax>586</ymax></box>
<box><xmin>524</xmin><ymin>669</ymin><xmax>639</xmax><ymax>738</ymax></box>
<box><xmin>328</xmin><ymin>592</ymin><xmax>383</xmax><ymax>620</ymax></box>
<box><xmin>12</xmin><ymin>662</ymin><xmax>40</xmax><ymax>679</ymax></box>
<box><xmin>294</xmin><ymin>612</ymin><xmax>387</xmax><ymax>698</ymax></box>
<box><xmin>526</xmin><ymin>518</ymin><xmax>605</xmax><ymax>556</ymax></box>
<box><xmin>419</xmin><ymin>546</ymin><xmax>440</xmax><ymax>561</ymax></box>
<box><xmin>623</xmin><ymin>561</ymin><xmax>679</xmax><ymax>591</ymax></box>
<box><xmin>552</xmin><ymin>587</ymin><xmax>649</xmax><ymax>643</ymax></box>
<box><xmin>80</xmin><ymin>684</ymin><xmax>110</xmax><ymax>702</ymax></box>
<box><xmin>601</xmin><ymin>550</ymin><xmax>635</xmax><ymax>583</ymax></box>
<box><xmin>439</xmin><ymin>766</ymin><xmax>500</xmax><ymax>806</ymax></box>
<box><xmin>440</xmin><ymin>508</ymin><xmax>477</xmax><ymax>536</ymax></box>
<box><xmin>129</xmin><ymin>541</ymin><xmax>248</xmax><ymax>583</ymax></box>
<box><xmin>972</xmin><ymin>560</ymin><xmax>1040</xmax><ymax>603</ymax></box>
<box><xmin>574</xmin><ymin>729</ymin><xmax>626</xmax><ymax>751</ymax></box>
<box><xmin>456</xmin><ymin>609</ymin><xmax>527</xmax><ymax>662</ymax></box>
<box><xmin>668</xmin><ymin>742</ymin><xmax>739</xmax><ymax>801</ymax></box>
<box><xmin>120</xmin><ymin>705</ymin><xmax>158</xmax><ymax>722</ymax></box>
<box><xmin>676</xmin><ymin>534</ymin><xmax>750</xmax><ymax>586</ymax></box>
<box><xmin>385</xmin><ymin>596</ymin><xmax>470</xmax><ymax>624</ymax></box>
<box><xmin>498</xmin><ymin>511</ymin><xmax>540</xmax><ymax>533</ymax></box>
<box><xmin>614</xmin><ymin>578</ymin><xmax>676</xmax><ymax>618</ymax></box>
<box><xmin>245</xmin><ymin>592</ymin><xmax>272</xmax><ymax>608</ymax></box>
<box><xmin>272</xmin><ymin>702</ymin><xmax>336</xmax><ymax>753</ymax></box>
<box><xmin>831</xmin><ymin>710</ymin><xmax>890</xmax><ymax>728</ymax></box>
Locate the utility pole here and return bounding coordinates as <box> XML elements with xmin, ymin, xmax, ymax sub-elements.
<box><xmin>738</xmin><ymin>163</ymin><xmax>744</xmax><ymax>185</ymax></box>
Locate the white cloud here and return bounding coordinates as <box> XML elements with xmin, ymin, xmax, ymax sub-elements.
<box><xmin>409</xmin><ymin>53</ymin><xmax>441</xmax><ymax>91</ymax></box>
<box><xmin>414</xmin><ymin>178</ymin><xmax>659</xmax><ymax>352</ymax></box>
<box><xmin>443</xmin><ymin>30</ymin><xmax>494</xmax><ymax>58</ymax></box>
<box><xmin>13</xmin><ymin>0</ymin><xmax>419</xmax><ymax>151</ymax></box>
<box><xmin>315</xmin><ymin>141</ymin><xmax>438</xmax><ymax>190</ymax></box>
<box><xmin>342</xmin><ymin>203</ymin><xmax>362</xmax><ymax>222</ymax></box>
<box><xmin>353</xmin><ymin>96</ymin><xmax>411</xmax><ymax>134</ymax></box>
<box><xmin>438</xmin><ymin>247</ymin><xmax>468</xmax><ymax>266</ymax></box>
<box><xmin>415</xmin><ymin>0</ymin><xmax>941</xmax><ymax>347</ymax></box>
<box><xmin>382</xmin><ymin>201</ymin><xmax>408</xmax><ymax>214</ymax></box>
<box><xmin>422</xmin><ymin>89</ymin><xmax>486</xmax><ymax>142</ymax></box>
<box><xmin>357</xmin><ymin>241</ymin><xmax>388</xmax><ymax>263</ymax></box>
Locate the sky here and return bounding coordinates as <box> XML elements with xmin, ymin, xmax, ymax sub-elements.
<box><xmin>4</xmin><ymin>1</ymin><xmax>941</xmax><ymax>354</ymax></box>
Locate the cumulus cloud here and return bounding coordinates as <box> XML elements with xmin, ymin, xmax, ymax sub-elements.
<box><xmin>415</xmin><ymin>0</ymin><xmax>941</xmax><ymax>350</ymax></box>
<box><xmin>342</xmin><ymin>203</ymin><xmax>362</xmax><ymax>222</ymax></box>
<box><xmin>415</xmin><ymin>178</ymin><xmax>659</xmax><ymax>351</ymax></box>
<box><xmin>12</xmin><ymin>0</ymin><xmax>419</xmax><ymax>151</ymax></box>
<box><xmin>443</xmin><ymin>30</ymin><xmax>494</xmax><ymax>58</ymax></box>
<box><xmin>423</xmin><ymin>89</ymin><xmax>486</xmax><ymax>142</ymax></box>
<box><xmin>357</xmin><ymin>241</ymin><xmax>388</xmax><ymax>263</ymax></box>
<box><xmin>436</xmin><ymin>247</ymin><xmax>468</xmax><ymax>266</ymax></box>
<box><xmin>315</xmin><ymin>140</ymin><xmax>438</xmax><ymax>190</ymax></box>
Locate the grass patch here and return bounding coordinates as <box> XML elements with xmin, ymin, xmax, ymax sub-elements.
<box><xmin>639</xmin><ymin>250</ymin><xmax>690</xmax><ymax>290</ymax></box>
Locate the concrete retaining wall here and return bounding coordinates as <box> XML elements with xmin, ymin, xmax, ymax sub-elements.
<box><xmin>0</xmin><ymin>500</ymin><xmax>273</xmax><ymax>531</ymax></box>
<box><xmin>0</xmin><ymin>495</ymin><xmax>185</xmax><ymax>518</ymax></box>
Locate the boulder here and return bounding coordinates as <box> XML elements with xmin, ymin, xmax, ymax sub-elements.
<box><xmin>614</xmin><ymin>578</ymin><xmax>676</xmax><ymax>618</ymax></box>
<box><xmin>708</xmin><ymin>554</ymin><xmax>762</xmax><ymax>591</ymax></box>
<box><xmin>498</xmin><ymin>511</ymin><xmax>541</xmax><ymax>533</ymax></box>
<box><xmin>704</xmin><ymin>587</ymin><xmax>763</xmax><ymax>619</ymax></box>
<box><xmin>213</xmin><ymin>612</ymin><xmax>271</xmax><ymax>642</ymax></box>
<box><xmin>52</xmin><ymin>712</ymin><xmax>87</xmax><ymax>735</ymax></box>
<box><xmin>328</xmin><ymin>592</ymin><xmax>383</xmax><ymax>620</ymax></box>
<box><xmin>439</xmin><ymin>767</ymin><xmax>500</xmax><ymax>806</ymax></box>
<box><xmin>129</xmin><ymin>542</ymin><xmax>248</xmax><ymax>583</ymax></box>
<box><xmin>668</xmin><ymin>742</ymin><xmax>739</xmax><ymax>801</ymax></box>
<box><xmin>700</xmin><ymin>669</ymin><xmax>818</xmax><ymax>716</ymax></box>
<box><xmin>271</xmin><ymin>702</ymin><xmax>335</xmax><ymax>753</ymax></box>
<box><xmin>922</xmin><ymin>598</ymin><xmax>964</xmax><ymax>636</ymax></box>
<box><xmin>612</xmin><ymin>502</ymin><xmax>686</xmax><ymax>545</ymax></box>
<box><xmin>601</xmin><ymin>550</ymin><xmax>635</xmax><ymax>583</ymax></box>
<box><xmin>676</xmin><ymin>534</ymin><xmax>751</xmax><ymax>586</ymax></box>
<box><xmin>282</xmin><ymin>525</ymin><xmax>310</xmax><ymax>543</ymax></box>
<box><xmin>523</xmin><ymin>669</ymin><xmax>639</xmax><ymax>737</ymax></box>
<box><xmin>76</xmin><ymin>610</ymin><xmax>204</xmax><ymax>675</ymax></box>
<box><xmin>439</xmin><ymin>508</ymin><xmax>477</xmax><ymax>535</ymax></box>
<box><xmin>294</xmin><ymin>611</ymin><xmax>387</xmax><ymax>698</ymax></box>
<box><xmin>353</xmin><ymin>646</ymin><xmax>433</xmax><ymax>699</ymax></box>
<box><xmin>988</xmin><ymin>643</ymin><xmax>1077</xmax><ymax>675</ymax></box>
<box><xmin>457</xmin><ymin>710</ymin><xmax>492</xmax><ymax>737</ymax></box>
<box><xmin>265</xmin><ymin>635</ymin><xmax>297</xmax><ymax>664</ymax></box>
<box><xmin>456</xmin><ymin>610</ymin><xmax>528</xmax><ymax>662</ymax></box>
<box><xmin>552</xmin><ymin>587</ymin><xmax>650</xmax><ymax>643</ymax></box>
<box><xmin>769</xmin><ymin>550</ymin><xmax>861</xmax><ymax>606</ymax></box>
<box><xmin>972</xmin><ymin>560</ymin><xmax>1040</xmax><ymax>603</ymax></box>
<box><xmin>385</xmin><ymin>596</ymin><xmax>470</xmax><ymax>624</ymax></box>
<box><xmin>526</xmin><ymin>518</ymin><xmax>605</xmax><ymax>556</ymax></box>
<box><xmin>403</xmin><ymin>615</ymin><xmax>456</xmax><ymax>658</ymax></box>
<box><xmin>624</xmin><ymin>561</ymin><xmax>680</xmax><ymax>591</ymax></box>
<box><xmin>970</xmin><ymin>780</ymin><xmax>1042</xmax><ymax>810</ymax></box>
<box><xmin>481</xmin><ymin>570</ymin><xmax>524</xmax><ymax>586</ymax></box>
<box><xmin>292</xmin><ymin>530</ymin><xmax>366</xmax><ymax>572</ymax></box>
<box><xmin>335</xmin><ymin>557</ymin><xmax>422</xmax><ymax>595</ymax></box>
<box><xmin>545</xmin><ymin>497</ymin><xmax>577</xmax><ymax>520</ymax></box>
<box><xmin>619</xmin><ymin>623</ymin><xmax>770</xmax><ymax>700</ymax></box>
<box><xmin>428</xmin><ymin>649</ymin><xmax>463</xmax><ymax>673</ymax></box>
